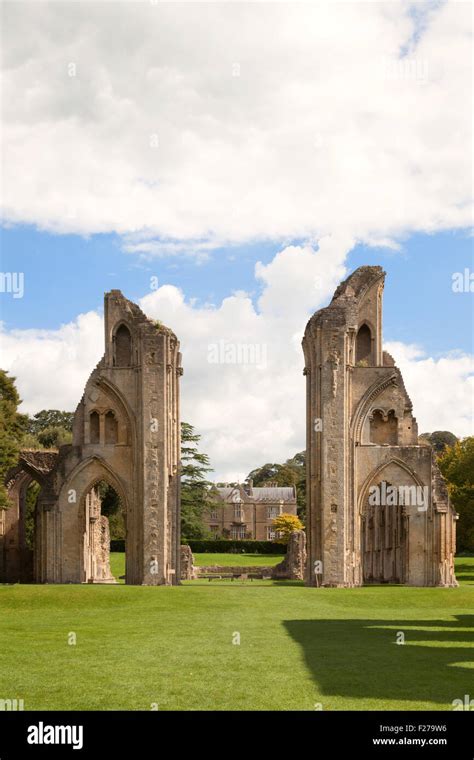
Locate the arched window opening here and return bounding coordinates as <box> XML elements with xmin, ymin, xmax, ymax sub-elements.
<box><xmin>105</xmin><ymin>411</ymin><xmax>118</xmax><ymax>444</ymax></box>
<box><xmin>363</xmin><ymin>479</ymin><xmax>406</xmax><ymax>584</ymax></box>
<box><xmin>356</xmin><ymin>323</ymin><xmax>372</xmax><ymax>364</ymax></box>
<box><xmin>24</xmin><ymin>481</ymin><xmax>40</xmax><ymax>551</ymax></box>
<box><xmin>370</xmin><ymin>409</ymin><xmax>398</xmax><ymax>445</ymax></box>
<box><xmin>83</xmin><ymin>480</ymin><xmax>126</xmax><ymax>584</ymax></box>
<box><xmin>114</xmin><ymin>324</ymin><xmax>132</xmax><ymax>367</ymax></box>
<box><xmin>90</xmin><ymin>411</ymin><xmax>100</xmax><ymax>444</ymax></box>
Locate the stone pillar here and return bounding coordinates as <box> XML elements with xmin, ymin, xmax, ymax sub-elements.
<box><xmin>272</xmin><ymin>530</ymin><xmax>307</xmax><ymax>580</ymax></box>
<box><xmin>180</xmin><ymin>545</ymin><xmax>195</xmax><ymax>580</ymax></box>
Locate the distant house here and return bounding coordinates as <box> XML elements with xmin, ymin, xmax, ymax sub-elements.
<box><xmin>204</xmin><ymin>481</ymin><xmax>298</xmax><ymax>540</ymax></box>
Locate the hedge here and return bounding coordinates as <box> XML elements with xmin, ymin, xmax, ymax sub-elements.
<box><xmin>110</xmin><ymin>539</ymin><xmax>287</xmax><ymax>554</ymax></box>
<box><xmin>186</xmin><ymin>539</ymin><xmax>286</xmax><ymax>554</ymax></box>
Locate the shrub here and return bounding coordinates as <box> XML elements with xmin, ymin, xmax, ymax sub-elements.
<box><xmin>186</xmin><ymin>539</ymin><xmax>286</xmax><ymax>554</ymax></box>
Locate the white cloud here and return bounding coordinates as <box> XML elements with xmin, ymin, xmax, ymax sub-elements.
<box><xmin>1</xmin><ymin>1</ymin><xmax>472</xmax><ymax>254</ymax></box>
<box><xmin>1</xmin><ymin>2</ymin><xmax>471</xmax><ymax>478</ymax></box>
<box><xmin>0</xmin><ymin>312</ymin><xmax>104</xmax><ymax>413</ymax></box>
<box><xmin>1</xmin><ymin>241</ymin><xmax>472</xmax><ymax>480</ymax></box>
<box><xmin>384</xmin><ymin>341</ymin><xmax>474</xmax><ymax>438</ymax></box>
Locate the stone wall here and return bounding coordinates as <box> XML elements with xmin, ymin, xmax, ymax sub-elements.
<box><xmin>272</xmin><ymin>531</ymin><xmax>307</xmax><ymax>580</ymax></box>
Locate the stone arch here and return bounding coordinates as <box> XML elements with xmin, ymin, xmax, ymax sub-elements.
<box><xmin>357</xmin><ymin>459</ymin><xmax>426</xmax><ymax>585</ymax></box>
<box><xmin>350</xmin><ymin>373</ymin><xmax>398</xmax><ymax>444</ymax></box>
<box><xmin>79</xmin><ymin>473</ymin><xmax>125</xmax><ymax>584</ymax></box>
<box><xmin>357</xmin><ymin>457</ymin><xmax>426</xmax><ymax>514</ymax></box>
<box><xmin>113</xmin><ymin>322</ymin><xmax>132</xmax><ymax>367</ymax></box>
<box><xmin>59</xmin><ymin>456</ymin><xmax>130</xmax><ymax>584</ymax></box>
<box><xmin>95</xmin><ymin>377</ymin><xmax>136</xmax><ymax>448</ymax></box>
<box><xmin>2</xmin><ymin>466</ymin><xmax>43</xmax><ymax>582</ymax></box>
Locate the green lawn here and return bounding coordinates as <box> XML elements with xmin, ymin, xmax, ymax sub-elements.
<box><xmin>110</xmin><ymin>552</ymin><xmax>284</xmax><ymax>582</ymax></box>
<box><xmin>193</xmin><ymin>552</ymin><xmax>284</xmax><ymax>567</ymax></box>
<box><xmin>0</xmin><ymin>557</ymin><xmax>473</xmax><ymax>711</ymax></box>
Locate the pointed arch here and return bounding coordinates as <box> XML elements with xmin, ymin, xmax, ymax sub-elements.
<box><xmin>59</xmin><ymin>455</ymin><xmax>129</xmax><ymax>512</ymax></box>
<box><xmin>356</xmin><ymin>323</ymin><xmax>372</xmax><ymax>363</ymax></box>
<box><xmin>350</xmin><ymin>372</ymin><xmax>398</xmax><ymax>443</ymax></box>
<box><xmin>113</xmin><ymin>322</ymin><xmax>132</xmax><ymax>367</ymax></box>
<box><xmin>96</xmin><ymin>376</ymin><xmax>136</xmax><ymax>448</ymax></box>
<box><xmin>357</xmin><ymin>457</ymin><xmax>425</xmax><ymax>515</ymax></box>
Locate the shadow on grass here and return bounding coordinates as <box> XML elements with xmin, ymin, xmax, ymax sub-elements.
<box><xmin>285</xmin><ymin>615</ymin><xmax>474</xmax><ymax>706</ymax></box>
<box><xmin>454</xmin><ymin>564</ymin><xmax>474</xmax><ymax>583</ymax></box>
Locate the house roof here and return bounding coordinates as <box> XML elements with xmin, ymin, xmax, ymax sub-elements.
<box><xmin>214</xmin><ymin>485</ymin><xmax>296</xmax><ymax>503</ymax></box>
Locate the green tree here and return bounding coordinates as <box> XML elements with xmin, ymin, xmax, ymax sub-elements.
<box><xmin>438</xmin><ymin>437</ymin><xmax>474</xmax><ymax>554</ymax></box>
<box><xmin>419</xmin><ymin>431</ymin><xmax>458</xmax><ymax>454</ymax></box>
<box><xmin>24</xmin><ymin>481</ymin><xmax>40</xmax><ymax>548</ymax></box>
<box><xmin>181</xmin><ymin>421</ymin><xmax>213</xmax><ymax>541</ymax></box>
<box><xmin>21</xmin><ymin>410</ymin><xmax>74</xmax><ymax>450</ymax></box>
<box><xmin>36</xmin><ymin>426</ymin><xmax>73</xmax><ymax>449</ymax></box>
<box><xmin>245</xmin><ymin>450</ymin><xmax>306</xmax><ymax>519</ymax></box>
<box><xmin>26</xmin><ymin>410</ymin><xmax>74</xmax><ymax>436</ymax></box>
<box><xmin>0</xmin><ymin>371</ymin><xmax>27</xmax><ymax>507</ymax></box>
<box><xmin>98</xmin><ymin>482</ymin><xmax>125</xmax><ymax>540</ymax></box>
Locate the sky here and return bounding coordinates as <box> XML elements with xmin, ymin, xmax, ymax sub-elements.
<box><xmin>0</xmin><ymin>0</ymin><xmax>473</xmax><ymax>481</ymax></box>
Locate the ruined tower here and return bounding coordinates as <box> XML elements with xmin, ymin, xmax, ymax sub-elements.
<box><xmin>2</xmin><ymin>291</ymin><xmax>182</xmax><ymax>585</ymax></box>
<box><xmin>302</xmin><ymin>266</ymin><xmax>457</xmax><ymax>587</ymax></box>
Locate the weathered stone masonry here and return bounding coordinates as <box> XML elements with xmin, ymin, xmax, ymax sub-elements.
<box><xmin>303</xmin><ymin>266</ymin><xmax>457</xmax><ymax>587</ymax></box>
<box><xmin>1</xmin><ymin>291</ymin><xmax>182</xmax><ymax>585</ymax></box>
<box><xmin>1</xmin><ymin>269</ymin><xmax>458</xmax><ymax>589</ymax></box>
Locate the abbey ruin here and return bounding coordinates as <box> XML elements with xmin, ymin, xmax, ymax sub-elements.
<box><xmin>1</xmin><ymin>290</ymin><xmax>182</xmax><ymax>585</ymax></box>
<box><xmin>303</xmin><ymin>266</ymin><xmax>457</xmax><ymax>587</ymax></box>
<box><xmin>1</xmin><ymin>267</ymin><xmax>458</xmax><ymax>587</ymax></box>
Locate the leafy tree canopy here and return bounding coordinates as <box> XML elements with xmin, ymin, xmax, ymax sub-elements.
<box><xmin>246</xmin><ymin>451</ymin><xmax>306</xmax><ymax>518</ymax></box>
<box><xmin>272</xmin><ymin>513</ymin><xmax>304</xmax><ymax>544</ymax></box>
<box><xmin>419</xmin><ymin>431</ymin><xmax>458</xmax><ymax>454</ymax></box>
<box><xmin>438</xmin><ymin>437</ymin><xmax>474</xmax><ymax>553</ymax></box>
<box><xmin>26</xmin><ymin>410</ymin><xmax>74</xmax><ymax>436</ymax></box>
<box><xmin>181</xmin><ymin>421</ymin><xmax>213</xmax><ymax>541</ymax></box>
<box><xmin>0</xmin><ymin>370</ymin><xmax>28</xmax><ymax>507</ymax></box>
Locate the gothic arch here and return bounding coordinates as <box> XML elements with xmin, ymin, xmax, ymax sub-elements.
<box><xmin>355</xmin><ymin>322</ymin><xmax>373</xmax><ymax>363</ymax></box>
<box><xmin>112</xmin><ymin>321</ymin><xmax>133</xmax><ymax>367</ymax></box>
<box><xmin>357</xmin><ymin>457</ymin><xmax>425</xmax><ymax>515</ymax></box>
<box><xmin>350</xmin><ymin>372</ymin><xmax>399</xmax><ymax>443</ymax></box>
<box><xmin>2</xmin><ymin>466</ymin><xmax>43</xmax><ymax>583</ymax></box>
<box><xmin>60</xmin><ymin>455</ymin><xmax>129</xmax><ymax>513</ymax></box>
<box><xmin>95</xmin><ymin>376</ymin><xmax>137</xmax><ymax>448</ymax></box>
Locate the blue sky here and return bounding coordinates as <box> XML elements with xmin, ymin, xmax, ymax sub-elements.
<box><xmin>0</xmin><ymin>1</ymin><xmax>472</xmax><ymax>478</ymax></box>
<box><xmin>1</xmin><ymin>226</ymin><xmax>472</xmax><ymax>357</ymax></box>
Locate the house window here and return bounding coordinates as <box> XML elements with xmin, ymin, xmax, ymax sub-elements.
<box><xmin>210</xmin><ymin>509</ymin><xmax>218</xmax><ymax>519</ymax></box>
<box><xmin>267</xmin><ymin>506</ymin><xmax>279</xmax><ymax>519</ymax></box>
<box><xmin>267</xmin><ymin>527</ymin><xmax>276</xmax><ymax>540</ymax></box>
<box><xmin>231</xmin><ymin>525</ymin><xmax>246</xmax><ymax>539</ymax></box>
<box><xmin>234</xmin><ymin>505</ymin><xmax>242</xmax><ymax>521</ymax></box>
<box><xmin>210</xmin><ymin>525</ymin><xmax>219</xmax><ymax>535</ymax></box>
